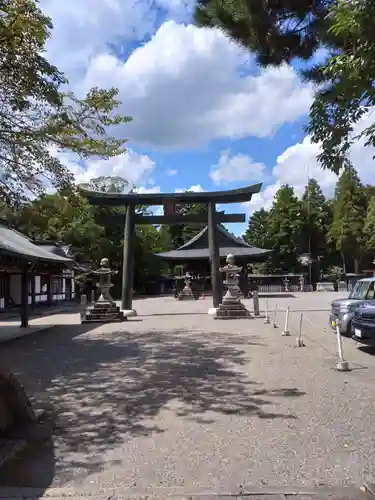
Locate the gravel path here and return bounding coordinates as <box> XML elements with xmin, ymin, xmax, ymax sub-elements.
<box><xmin>1</xmin><ymin>293</ymin><xmax>375</xmax><ymax>497</ymax></box>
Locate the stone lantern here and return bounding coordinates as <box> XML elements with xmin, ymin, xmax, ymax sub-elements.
<box><xmin>214</xmin><ymin>254</ymin><xmax>252</xmax><ymax>319</ymax></box>
<box><xmin>177</xmin><ymin>272</ymin><xmax>196</xmax><ymax>300</ymax></box>
<box><xmin>81</xmin><ymin>258</ymin><xmax>128</xmax><ymax>323</ymax></box>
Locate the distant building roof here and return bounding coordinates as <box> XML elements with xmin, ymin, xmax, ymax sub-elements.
<box><xmin>156</xmin><ymin>225</ymin><xmax>271</xmax><ymax>260</ymax></box>
<box><xmin>0</xmin><ymin>225</ymin><xmax>72</xmax><ymax>263</ymax></box>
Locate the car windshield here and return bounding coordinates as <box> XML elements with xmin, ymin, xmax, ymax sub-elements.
<box><xmin>349</xmin><ymin>281</ymin><xmax>375</xmax><ymax>299</ymax></box>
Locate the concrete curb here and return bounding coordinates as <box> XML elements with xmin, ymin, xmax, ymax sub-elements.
<box><xmin>0</xmin><ymin>324</ymin><xmax>57</xmax><ymax>344</ymax></box>
<box><xmin>0</xmin><ymin>485</ymin><xmax>372</xmax><ymax>499</ymax></box>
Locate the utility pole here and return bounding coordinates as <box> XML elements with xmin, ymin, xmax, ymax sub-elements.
<box><xmin>307</xmin><ymin>165</ymin><xmax>312</xmax><ymax>287</ymax></box>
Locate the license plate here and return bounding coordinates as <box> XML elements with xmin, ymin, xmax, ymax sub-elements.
<box><xmin>331</xmin><ymin>320</ymin><xmax>336</xmax><ymax>327</ymax></box>
<box><xmin>354</xmin><ymin>328</ymin><xmax>362</xmax><ymax>338</ymax></box>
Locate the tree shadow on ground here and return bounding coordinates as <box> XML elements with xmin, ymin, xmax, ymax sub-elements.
<box><xmin>0</xmin><ymin>323</ymin><xmax>306</xmax><ymax>488</ymax></box>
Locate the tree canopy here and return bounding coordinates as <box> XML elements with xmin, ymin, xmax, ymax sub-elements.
<box><xmin>0</xmin><ymin>176</ymin><xmax>173</xmax><ymax>294</ymax></box>
<box><xmin>195</xmin><ymin>0</ymin><xmax>334</xmax><ymax>67</ymax></box>
<box><xmin>194</xmin><ymin>0</ymin><xmax>375</xmax><ymax>173</ymax></box>
<box><xmin>243</xmin><ymin>170</ymin><xmax>375</xmax><ymax>279</ymax></box>
<box><xmin>330</xmin><ymin>167</ymin><xmax>366</xmax><ymax>272</ymax></box>
<box><xmin>364</xmin><ymin>197</ymin><xmax>375</xmax><ymax>256</ymax></box>
<box><xmin>0</xmin><ymin>0</ymin><xmax>131</xmax><ymax>205</ymax></box>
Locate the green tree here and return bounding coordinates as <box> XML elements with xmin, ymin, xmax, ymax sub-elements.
<box><xmin>301</xmin><ymin>179</ymin><xmax>330</xmax><ymax>257</ymax></box>
<box><xmin>330</xmin><ymin>167</ymin><xmax>366</xmax><ymax>273</ymax></box>
<box><xmin>306</xmin><ymin>0</ymin><xmax>375</xmax><ymax>173</ymax></box>
<box><xmin>195</xmin><ymin>0</ymin><xmax>375</xmax><ymax>173</ymax></box>
<box><xmin>244</xmin><ymin>208</ymin><xmax>273</xmax><ymax>274</ymax></box>
<box><xmin>195</xmin><ymin>0</ymin><xmax>334</xmax><ymax>68</ymax></box>
<box><xmin>80</xmin><ymin>176</ymin><xmax>129</xmax><ymax>194</ymax></box>
<box><xmin>301</xmin><ymin>179</ymin><xmax>332</xmax><ymax>283</ymax></box>
<box><xmin>133</xmin><ymin>225</ymin><xmax>171</xmax><ymax>292</ymax></box>
<box><xmin>363</xmin><ymin>185</ymin><xmax>375</xmax><ymax>206</ymax></box>
<box><xmin>268</xmin><ymin>185</ymin><xmax>305</xmax><ymax>272</ymax></box>
<box><xmin>0</xmin><ymin>0</ymin><xmax>131</xmax><ymax>205</ymax></box>
<box><xmin>8</xmin><ymin>192</ymin><xmax>104</xmax><ymax>262</ymax></box>
<box><xmin>80</xmin><ymin>176</ymin><xmax>171</xmax><ymax>293</ymax></box>
<box><xmin>244</xmin><ymin>208</ymin><xmax>272</xmax><ymax>249</ymax></box>
<box><xmin>364</xmin><ymin>197</ymin><xmax>375</xmax><ymax>256</ymax></box>
<box><xmin>167</xmin><ymin>196</ymin><xmax>208</xmax><ymax>249</ymax></box>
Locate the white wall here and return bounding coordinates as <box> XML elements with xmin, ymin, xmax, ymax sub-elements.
<box><xmin>35</xmin><ymin>275</ymin><xmax>41</xmax><ymax>294</ymax></box>
<box><xmin>1</xmin><ymin>271</ymin><xmax>75</xmax><ymax>310</ymax></box>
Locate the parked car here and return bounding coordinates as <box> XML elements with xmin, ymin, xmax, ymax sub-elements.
<box><xmin>352</xmin><ymin>304</ymin><xmax>375</xmax><ymax>346</ymax></box>
<box><xmin>329</xmin><ymin>278</ymin><xmax>375</xmax><ymax>335</ymax></box>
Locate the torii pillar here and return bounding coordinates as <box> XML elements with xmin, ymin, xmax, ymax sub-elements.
<box><xmin>207</xmin><ymin>202</ymin><xmax>222</xmax><ymax>311</ymax></box>
<box><xmin>121</xmin><ymin>204</ymin><xmax>137</xmax><ymax>317</ymax></box>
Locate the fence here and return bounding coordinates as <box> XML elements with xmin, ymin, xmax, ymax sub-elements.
<box><xmin>256</xmin><ymin>284</ymin><xmax>313</xmax><ymax>293</ymax></box>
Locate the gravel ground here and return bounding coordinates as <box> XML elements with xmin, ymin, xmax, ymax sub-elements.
<box><xmin>1</xmin><ymin>292</ymin><xmax>375</xmax><ymax>497</ymax></box>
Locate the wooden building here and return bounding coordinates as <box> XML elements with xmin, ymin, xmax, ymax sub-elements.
<box><xmin>156</xmin><ymin>224</ymin><xmax>270</xmax><ymax>265</ymax></box>
<box><xmin>0</xmin><ymin>225</ymin><xmax>74</xmax><ymax>326</ymax></box>
<box><xmin>156</xmin><ymin>224</ymin><xmax>271</xmax><ymax>297</ymax></box>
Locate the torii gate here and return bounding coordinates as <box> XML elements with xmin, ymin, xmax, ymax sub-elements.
<box><xmin>82</xmin><ymin>183</ymin><xmax>262</xmax><ymax>314</ymax></box>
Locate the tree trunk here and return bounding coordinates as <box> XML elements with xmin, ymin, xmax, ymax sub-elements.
<box><xmin>341</xmin><ymin>252</ymin><xmax>347</xmax><ymax>275</ymax></box>
<box><xmin>354</xmin><ymin>257</ymin><xmax>360</xmax><ymax>274</ymax></box>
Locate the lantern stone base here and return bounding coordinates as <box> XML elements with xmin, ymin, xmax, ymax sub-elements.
<box><xmin>178</xmin><ymin>285</ymin><xmax>196</xmax><ymax>300</ymax></box>
<box><xmin>208</xmin><ymin>307</ymin><xmax>218</xmax><ymax>316</ymax></box>
<box><xmin>81</xmin><ymin>300</ymin><xmax>126</xmax><ymax>323</ymax></box>
<box><xmin>214</xmin><ymin>292</ymin><xmax>252</xmax><ymax>320</ymax></box>
<box><xmin>122</xmin><ymin>308</ymin><xmax>137</xmax><ymax>318</ymax></box>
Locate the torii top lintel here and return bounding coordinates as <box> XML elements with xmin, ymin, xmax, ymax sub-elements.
<box><xmin>81</xmin><ymin>183</ymin><xmax>262</xmax><ymax>206</ymax></box>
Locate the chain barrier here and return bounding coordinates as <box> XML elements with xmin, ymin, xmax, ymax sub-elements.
<box><xmin>263</xmin><ymin>300</ymin><xmax>354</xmax><ymax>371</ymax></box>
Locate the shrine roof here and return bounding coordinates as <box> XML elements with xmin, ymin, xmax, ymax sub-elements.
<box><xmin>0</xmin><ymin>225</ymin><xmax>72</xmax><ymax>263</ymax></box>
<box><xmin>81</xmin><ymin>183</ymin><xmax>262</xmax><ymax>206</ymax></box>
<box><xmin>156</xmin><ymin>225</ymin><xmax>271</xmax><ymax>260</ymax></box>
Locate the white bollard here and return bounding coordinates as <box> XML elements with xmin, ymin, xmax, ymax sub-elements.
<box><xmin>282</xmin><ymin>305</ymin><xmax>291</xmax><ymax>336</ymax></box>
<box><xmin>335</xmin><ymin>321</ymin><xmax>350</xmax><ymax>371</ymax></box>
<box><xmin>264</xmin><ymin>298</ymin><xmax>270</xmax><ymax>324</ymax></box>
<box><xmin>272</xmin><ymin>303</ymin><xmax>278</xmax><ymax>328</ymax></box>
<box><xmin>296</xmin><ymin>312</ymin><xmax>304</xmax><ymax>347</ymax></box>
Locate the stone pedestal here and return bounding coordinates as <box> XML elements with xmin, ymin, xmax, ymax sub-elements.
<box><xmin>178</xmin><ymin>284</ymin><xmax>196</xmax><ymax>300</ymax></box>
<box><xmin>215</xmin><ymin>289</ymin><xmax>252</xmax><ymax>319</ymax></box>
<box><xmin>82</xmin><ymin>300</ymin><xmax>125</xmax><ymax>323</ymax></box>
<box><xmin>211</xmin><ymin>254</ymin><xmax>252</xmax><ymax>319</ymax></box>
<box><xmin>177</xmin><ymin>275</ymin><xmax>196</xmax><ymax>300</ymax></box>
<box><xmin>81</xmin><ymin>258</ymin><xmax>126</xmax><ymax>323</ymax></box>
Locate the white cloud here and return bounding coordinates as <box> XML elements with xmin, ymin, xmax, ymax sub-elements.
<box><xmin>166</xmin><ymin>168</ymin><xmax>178</xmax><ymax>176</ymax></box>
<box><xmin>78</xmin><ymin>22</ymin><xmax>313</xmax><ymax>149</ymax></box>
<box><xmin>133</xmin><ymin>186</ymin><xmax>161</xmax><ymax>194</ymax></box>
<box><xmin>210</xmin><ymin>150</ymin><xmax>267</xmax><ymax>184</ymax></box>
<box><xmin>243</xmin><ymin>111</ymin><xmax>375</xmax><ymax>214</ymax></box>
<box><xmin>175</xmin><ymin>184</ymin><xmax>205</xmax><ymax>193</ymax></box>
<box><xmin>53</xmin><ymin>147</ymin><xmax>155</xmax><ymax>187</ymax></box>
<box><xmin>40</xmin><ymin>0</ymin><xmax>161</xmax><ymax>77</ymax></box>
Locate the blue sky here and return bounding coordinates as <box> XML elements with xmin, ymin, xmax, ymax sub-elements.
<box><xmin>40</xmin><ymin>0</ymin><xmax>374</xmax><ymax>236</ymax></box>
